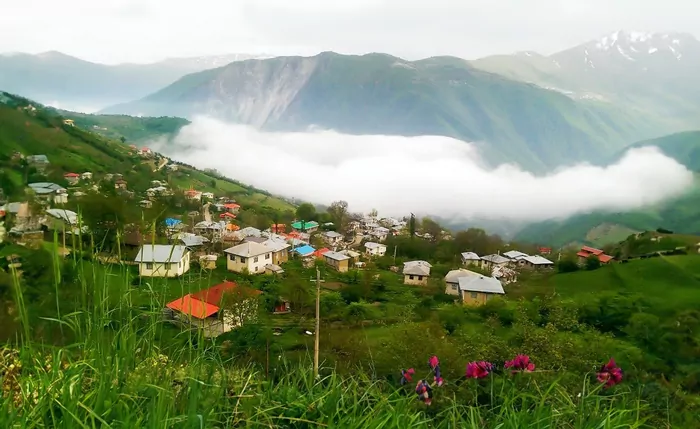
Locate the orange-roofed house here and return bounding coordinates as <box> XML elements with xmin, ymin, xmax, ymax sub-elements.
<box><xmin>220</xmin><ymin>212</ymin><xmax>237</xmax><ymax>219</ymax></box>
<box><xmin>184</xmin><ymin>188</ymin><xmax>202</xmax><ymax>201</ymax></box>
<box><xmin>224</xmin><ymin>203</ymin><xmax>240</xmax><ymax>214</ymax></box>
<box><xmin>63</xmin><ymin>172</ymin><xmax>80</xmax><ymax>185</ymax></box>
<box><xmin>577</xmin><ymin>246</ymin><xmax>614</xmax><ymax>265</ymax></box>
<box><xmin>166</xmin><ymin>294</ymin><xmax>220</xmax><ymax>319</ymax></box>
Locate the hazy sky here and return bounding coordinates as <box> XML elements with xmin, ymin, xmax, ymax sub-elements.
<box><xmin>3</xmin><ymin>0</ymin><xmax>699</xmax><ymax>64</ymax></box>
<box><xmin>151</xmin><ymin>118</ymin><xmax>694</xmax><ymax>222</ymax></box>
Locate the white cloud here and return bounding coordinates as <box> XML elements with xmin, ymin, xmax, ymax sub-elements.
<box><xmin>155</xmin><ymin>117</ymin><xmax>695</xmax><ymax>222</ymax></box>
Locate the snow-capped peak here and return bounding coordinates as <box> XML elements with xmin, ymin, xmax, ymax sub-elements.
<box><xmin>588</xmin><ymin>30</ymin><xmax>696</xmax><ymax>63</ymax></box>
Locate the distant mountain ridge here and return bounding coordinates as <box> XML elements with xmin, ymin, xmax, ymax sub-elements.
<box><xmin>100</xmin><ymin>51</ymin><xmax>669</xmax><ymax>171</ymax></box>
<box><xmin>0</xmin><ymin>51</ymin><xmax>270</xmax><ymax>112</ymax></box>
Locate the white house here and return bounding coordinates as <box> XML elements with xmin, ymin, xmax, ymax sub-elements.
<box><xmin>522</xmin><ymin>255</ymin><xmax>555</xmax><ymax>270</ymax></box>
<box><xmin>403</xmin><ymin>260</ymin><xmax>431</xmax><ymax>285</ymax></box>
<box><xmin>135</xmin><ymin>245</ymin><xmax>191</xmax><ymax>278</ymax></box>
<box><xmin>480</xmin><ymin>254</ymin><xmax>511</xmax><ymax>270</ymax></box>
<box><xmin>364</xmin><ymin>242</ymin><xmax>387</xmax><ymax>257</ymax></box>
<box><xmin>224</xmin><ymin>241</ymin><xmax>273</xmax><ymax>274</ymax></box>
<box><xmin>461</xmin><ymin>252</ymin><xmax>481</xmax><ymax>266</ymax></box>
<box><xmin>322</xmin><ymin>231</ymin><xmax>344</xmax><ymax>246</ymax></box>
<box><xmin>371</xmin><ymin>226</ymin><xmax>390</xmax><ymax>241</ymax></box>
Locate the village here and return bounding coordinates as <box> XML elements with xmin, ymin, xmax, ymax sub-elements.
<box><xmin>0</xmin><ymin>145</ymin><xmax>623</xmax><ymax>341</ymax></box>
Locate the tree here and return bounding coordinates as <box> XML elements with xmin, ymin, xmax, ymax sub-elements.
<box><xmin>409</xmin><ymin>213</ymin><xmax>416</xmax><ymax>238</ymax></box>
<box><xmin>369</xmin><ymin>208</ymin><xmax>378</xmax><ymax>218</ymax></box>
<box><xmin>119</xmin><ymin>136</ymin><xmax>126</xmax><ymax>144</ymax></box>
<box><xmin>557</xmin><ymin>258</ymin><xmax>579</xmax><ymax>273</ymax></box>
<box><xmin>219</xmin><ymin>286</ymin><xmax>262</xmax><ymax>328</ymax></box>
<box><xmin>585</xmin><ymin>255</ymin><xmax>601</xmax><ymax>271</ymax></box>
<box><xmin>327</xmin><ymin>200</ymin><xmax>349</xmax><ymax>232</ymax></box>
<box><xmin>295</xmin><ymin>203</ymin><xmax>316</xmax><ymax>222</ymax></box>
<box><xmin>420</xmin><ymin>217</ymin><xmax>442</xmax><ymax>241</ymax></box>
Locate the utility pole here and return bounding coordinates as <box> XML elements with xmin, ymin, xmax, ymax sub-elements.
<box><xmin>310</xmin><ymin>267</ymin><xmax>325</xmax><ymax>378</ymax></box>
<box><xmin>393</xmin><ymin>245</ymin><xmax>397</xmax><ymax>265</ymax></box>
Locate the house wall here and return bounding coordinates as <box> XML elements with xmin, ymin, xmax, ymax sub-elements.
<box><xmin>404</xmin><ymin>274</ymin><xmax>428</xmax><ymax>285</ymax></box>
<box><xmin>139</xmin><ymin>253</ymin><xmax>190</xmax><ymax>277</ymax></box>
<box><xmin>460</xmin><ymin>291</ymin><xmax>495</xmax><ymax>306</ymax></box>
<box><xmin>365</xmin><ymin>247</ymin><xmax>386</xmax><ymax>257</ymax></box>
<box><xmin>444</xmin><ymin>281</ymin><xmax>460</xmax><ymax>296</ymax></box>
<box><xmin>272</xmin><ymin>249</ymin><xmax>289</xmax><ymax>265</ymax></box>
<box><xmin>226</xmin><ymin>251</ymin><xmax>273</xmax><ymax>274</ymax></box>
<box><xmin>480</xmin><ymin>260</ymin><xmax>506</xmax><ymax>271</ymax></box>
<box><xmin>325</xmin><ymin>257</ymin><xmax>349</xmax><ymax>272</ymax></box>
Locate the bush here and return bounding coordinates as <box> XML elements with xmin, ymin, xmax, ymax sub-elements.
<box><xmin>558</xmin><ymin>259</ymin><xmax>579</xmax><ymax>273</ymax></box>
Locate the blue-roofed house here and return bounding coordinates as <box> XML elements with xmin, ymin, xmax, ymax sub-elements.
<box><xmin>293</xmin><ymin>245</ymin><xmax>316</xmax><ymax>258</ymax></box>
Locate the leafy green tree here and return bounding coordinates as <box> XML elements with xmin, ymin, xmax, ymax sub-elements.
<box><xmin>557</xmin><ymin>258</ymin><xmax>579</xmax><ymax>273</ymax></box>
<box><xmin>585</xmin><ymin>255</ymin><xmax>601</xmax><ymax>271</ymax></box>
<box><xmin>327</xmin><ymin>200</ymin><xmax>349</xmax><ymax>231</ymax></box>
<box><xmin>295</xmin><ymin>203</ymin><xmax>316</xmax><ymax>222</ymax></box>
<box><xmin>409</xmin><ymin>213</ymin><xmax>416</xmax><ymax>238</ymax></box>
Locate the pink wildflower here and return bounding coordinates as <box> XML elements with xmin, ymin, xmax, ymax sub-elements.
<box><xmin>596</xmin><ymin>358</ymin><xmax>623</xmax><ymax>388</ymax></box>
<box><xmin>504</xmin><ymin>354</ymin><xmax>535</xmax><ymax>374</ymax></box>
<box><xmin>465</xmin><ymin>361</ymin><xmax>493</xmax><ymax>379</ymax></box>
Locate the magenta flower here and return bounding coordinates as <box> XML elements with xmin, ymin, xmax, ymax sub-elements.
<box><xmin>597</xmin><ymin>358</ymin><xmax>623</xmax><ymax>388</ymax></box>
<box><xmin>465</xmin><ymin>361</ymin><xmax>493</xmax><ymax>379</ymax></box>
<box><xmin>504</xmin><ymin>354</ymin><xmax>535</xmax><ymax>374</ymax></box>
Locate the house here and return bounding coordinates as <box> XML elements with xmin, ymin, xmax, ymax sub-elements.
<box><xmin>273</xmin><ymin>299</ymin><xmax>291</xmax><ymax>314</ymax></box>
<box><xmin>364</xmin><ymin>242</ymin><xmax>386</xmax><ymax>257</ymax></box>
<box><xmin>340</xmin><ymin>249</ymin><xmax>361</xmax><ymax>263</ymax></box>
<box><xmin>26</xmin><ymin>155</ymin><xmax>50</xmax><ymax>171</ymax></box>
<box><xmin>271</xmin><ymin>224</ymin><xmax>286</xmax><ymax>234</ymax></box>
<box><xmin>114</xmin><ymin>179</ymin><xmax>128</xmax><ymax>190</ymax></box>
<box><xmin>202</xmin><ymin>192</ymin><xmax>214</xmax><ymax>199</ymax></box>
<box><xmin>81</xmin><ymin>172</ymin><xmax>93</xmax><ymax>181</ymax></box>
<box><xmin>166</xmin><ymin>164</ymin><xmax>178</xmax><ymax>171</ymax></box>
<box><xmin>444</xmin><ymin>269</ymin><xmax>480</xmax><ymax>295</ymax></box>
<box><xmin>539</xmin><ymin>247</ymin><xmax>552</xmax><ymax>255</ymax></box>
<box><xmin>461</xmin><ymin>252</ymin><xmax>481</xmax><ymax>266</ymax></box>
<box><xmin>199</xmin><ymin>254</ymin><xmax>218</xmax><ymax>269</ymax></box>
<box><xmin>314</xmin><ymin>247</ymin><xmax>330</xmax><ymax>259</ymax></box>
<box><xmin>224</xmin><ymin>241</ymin><xmax>273</xmax><ymax>274</ymax></box>
<box><xmin>62</xmin><ymin>119</ymin><xmax>75</xmax><ymax>127</ymax></box>
<box><xmin>262</xmin><ymin>238</ymin><xmax>290</xmax><ymax>265</ymax></box>
<box><xmin>135</xmin><ymin>244</ymin><xmax>191</xmax><ymax>277</ymax></box>
<box><xmin>237</xmin><ymin>226</ymin><xmax>262</xmax><ymax>240</ymax></box>
<box><xmin>265</xmin><ymin>264</ymin><xmax>285</xmax><ymax>275</ymax></box>
<box><xmin>164</xmin><ymin>218</ymin><xmax>183</xmax><ymax>233</ymax></box>
<box><xmin>219</xmin><ymin>212</ymin><xmax>237</xmax><ymax>220</ymax></box>
<box><xmin>492</xmin><ymin>265</ymin><xmax>518</xmax><ymax>285</ymax></box>
<box><xmin>323</xmin><ymin>251</ymin><xmax>350</xmax><ymax>272</ymax></box>
<box><xmin>151</xmin><ymin>180</ymin><xmax>166</xmax><ymax>187</ymax></box>
<box><xmin>403</xmin><ymin>260</ymin><xmax>431</xmax><ymax>285</ymax></box>
<box><xmin>184</xmin><ymin>188</ymin><xmax>202</xmax><ymax>200</ymax></box>
<box><xmin>165</xmin><ymin>281</ymin><xmax>262</xmax><ymax>337</ymax></box>
<box><xmin>371</xmin><ymin>226</ymin><xmax>390</xmax><ymax>241</ymax></box>
<box><xmin>577</xmin><ymin>246</ymin><xmax>614</xmax><ymax>265</ymax></box>
<box><xmin>293</xmin><ymin>245</ymin><xmax>316</xmax><ymax>258</ymax></box>
<box><xmin>45</xmin><ymin>208</ymin><xmax>84</xmax><ymax>235</ymax></box>
<box><xmin>322</xmin><ymin>231</ymin><xmax>344</xmax><ymax>246</ymax></box>
<box><xmin>140</xmin><ymin>147</ymin><xmax>153</xmax><ymax>156</ymax></box>
<box><xmin>223</xmin><ymin>203</ymin><xmax>240</xmax><ymax>214</ymax></box>
<box><xmin>457</xmin><ymin>275</ymin><xmax>505</xmax><ymax>306</ymax></box>
<box><xmin>178</xmin><ymin>232</ymin><xmax>210</xmax><ymax>248</ymax></box>
<box><xmin>140</xmin><ymin>200</ymin><xmax>153</xmax><ymax>209</ymax></box>
<box><xmin>63</xmin><ymin>173</ymin><xmax>80</xmax><ymax>185</ymax></box>
<box><xmin>522</xmin><ymin>255</ymin><xmax>555</xmax><ymax>270</ymax></box>
<box><xmin>28</xmin><ymin>182</ymin><xmax>68</xmax><ymax>204</ymax></box>
<box><xmin>291</xmin><ymin>220</ymin><xmax>319</xmax><ymax>233</ymax></box>
<box><xmin>480</xmin><ymin>254</ymin><xmax>510</xmax><ymax>270</ymax></box>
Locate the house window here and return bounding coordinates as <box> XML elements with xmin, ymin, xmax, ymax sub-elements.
<box><xmin>254</xmin><ymin>256</ymin><xmax>259</xmax><ymax>263</ymax></box>
<box><xmin>265</xmin><ymin>253</ymin><xmax>270</xmax><ymax>260</ymax></box>
<box><xmin>145</xmin><ymin>263</ymin><xmax>153</xmax><ymax>270</ymax></box>
<box><xmin>409</xmin><ymin>275</ymin><xmax>414</xmax><ymax>280</ymax></box>
<box><xmin>470</xmin><ymin>292</ymin><xmax>478</xmax><ymax>299</ymax></box>
<box><xmin>229</xmin><ymin>254</ymin><xmax>234</xmax><ymax>261</ymax></box>
<box><xmin>451</xmin><ymin>284</ymin><xmax>457</xmax><ymax>290</ymax></box>
<box><xmin>240</xmin><ymin>257</ymin><xmax>245</xmax><ymax>263</ymax></box>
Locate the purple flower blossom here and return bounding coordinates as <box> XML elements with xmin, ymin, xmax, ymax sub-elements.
<box><xmin>504</xmin><ymin>354</ymin><xmax>535</xmax><ymax>374</ymax></box>
<box><xmin>597</xmin><ymin>358</ymin><xmax>623</xmax><ymax>388</ymax></box>
<box><xmin>465</xmin><ymin>361</ymin><xmax>493</xmax><ymax>379</ymax></box>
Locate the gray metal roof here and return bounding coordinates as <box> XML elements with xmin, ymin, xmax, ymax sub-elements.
<box><xmin>403</xmin><ymin>261</ymin><xmax>431</xmax><ymax>276</ymax></box>
<box><xmin>238</xmin><ymin>227</ymin><xmax>262</xmax><ymax>238</ymax></box>
<box><xmin>444</xmin><ymin>269</ymin><xmax>479</xmax><ymax>283</ymax></box>
<box><xmin>243</xmin><ymin>236</ymin><xmax>268</xmax><ymax>244</ymax></box>
<box><xmin>523</xmin><ymin>255</ymin><xmax>554</xmax><ymax>265</ymax></box>
<box><xmin>28</xmin><ymin>182</ymin><xmax>65</xmax><ymax>194</ymax></box>
<box><xmin>324</xmin><ymin>231</ymin><xmax>343</xmax><ymax>238</ymax></box>
<box><xmin>135</xmin><ymin>245</ymin><xmax>189</xmax><ymax>263</ymax></box>
<box><xmin>503</xmin><ymin>250</ymin><xmax>529</xmax><ymax>260</ymax></box>
<box><xmin>324</xmin><ymin>251</ymin><xmax>350</xmax><ymax>261</ymax></box>
<box><xmin>461</xmin><ymin>252</ymin><xmax>480</xmax><ymax>261</ymax></box>
<box><xmin>263</xmin><ymin>239</ymin><xmax>290</xmax><ymax>252</ymax></box>
<box><xmin>224</xmin><ymin>241</ymin><xmax>271</xmax><ymax>257</ymax></box>
<box><xmin>265</xmin><ymin>264</ymin><xmax>285</xmax><ymax>273</ymax></box>
<box><xmin>179</xmin><ymin>233</ymin><xmax>209</xmax><ymax>247</ymax></box>
<box><xmin>46</xmin><ymin>209</ymin><xmax>78</xmax><ymax>224</ymax></box>
<box><xmin>364</xmin><ymin>242</ymin><xmax>385</xmax><ymax>249</ymax></box>
<box><xmin>481</xmin><ymin>254</ymin><xmax>511</xmax><ymax>264</ymax></box>
<box><xmin>458</xmin><ymin>275</ymin><xmax>504</xmax><ymax>294</ymax></box>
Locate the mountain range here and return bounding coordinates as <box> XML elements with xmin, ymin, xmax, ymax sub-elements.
<box><xmin>0</xmin><ymin>51</ymin><xmax>270</xmax><ymax>112</ymax></box>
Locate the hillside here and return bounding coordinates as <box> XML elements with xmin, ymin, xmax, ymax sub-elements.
<box><xmin>515</xmin><ymin>131</ymin><xmax>700</xmax><ymax>247</ymax></box>
<box><xmin>0</xmin><ymin>51</ymin><xmax>269</xmax><ymax>112</ymax></box>
<box><xmin>471</xmin><ymin>31</ymin><xmax>700</xmax><ymax>130</ymax></box>
<box><xmin>101</xmin><ymin>52</ymin><xmax>667</xmax><ymax>172</ymax></box>
<box><xmin>0</xmin><ymin>91</ymin><xmax>294</xmax><ymax>213</ymax></box>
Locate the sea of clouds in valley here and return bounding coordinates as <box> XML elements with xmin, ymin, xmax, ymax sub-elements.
<box><xmin>153</xmin><ymin>117</ymin><xmax>695</xmax><ymax>222</ymax></box>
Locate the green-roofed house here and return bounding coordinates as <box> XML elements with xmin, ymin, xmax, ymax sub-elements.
<box><xmin>291</xmin><ymin>220</ymin><xmax>319</xmax><ymax>233</ymax></box>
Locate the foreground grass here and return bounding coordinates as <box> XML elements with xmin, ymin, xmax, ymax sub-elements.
<box><xmin>0</xmin><ymin>244</ymin><xmax>669</xmax><ymax>428</ymax></box>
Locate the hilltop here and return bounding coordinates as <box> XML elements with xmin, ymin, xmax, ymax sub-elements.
<box><xmin>0</xmin><ymin>91</ymin><xmax>294</xmax><ymax>213</ymax></box>
<box><xmin>100</xmin><ymin>52</ymin><xmax>666</xmax><ymax>172</ymax></box>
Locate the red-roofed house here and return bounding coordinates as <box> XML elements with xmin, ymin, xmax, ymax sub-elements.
<box><xmin>184</xmin><ymin>188</ymin><xmax>202</xmax><ymax>201</ymax></box>
<box><xmin>220</xmin><ymin>212</ymin><xmax>236</xmax><ymax>219</ymax></box>
<box><xmin>577</xmin><ymin>246</ymin><xmax>614</xmax><ymax>265</ymax></box>
<box><xmin>224</xmin><ymin>203</ymin><xmax>240</xmax><ymax>214</ymax></box>
<box><xmin>166</xmin><ymin>294</ymin><xmax>220</xmax><ymax>319</ymax></box>
<box><xmin>63</xmin><ymin>172</ymin><xmax>80</xmax><ymax>185</ymax></box>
